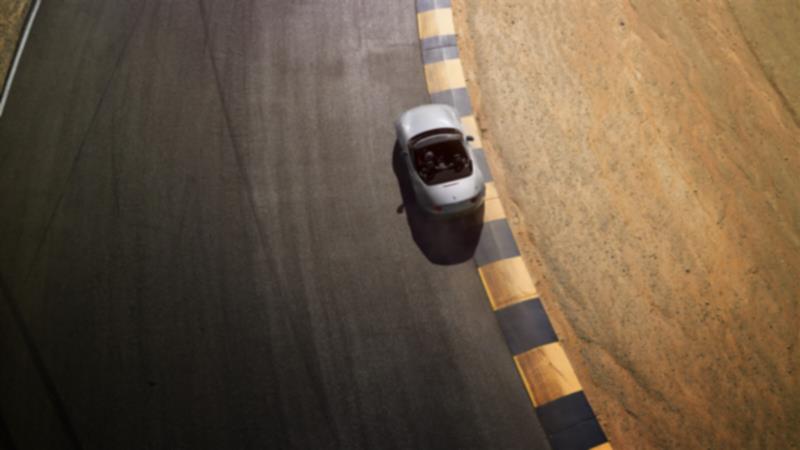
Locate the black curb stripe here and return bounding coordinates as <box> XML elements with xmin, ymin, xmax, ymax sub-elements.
<box><xmin>416</xmin><ymin>0</ymin><xmax>452</xmax><ymax>13</ymax></box>
<box><xmin>496</xmin><ymin>298</ymin><xmax>558</xmax><ymax>355</ymax></box>
<box><xmin>422</xmin><ymin>45</ymin><xmax>459</xmax><ymax>65</ymax></box>
<box><xmin>421</xmin><ymin>34</ymin><xmax>458</xmax><ymax>51</ymax></box>
<box><xmin>430</xmin><ymin>87</ymin><xmax>473</xmax><ymax>116</ymax></box>
<box><xmin>475</xmin><ymin>219</ymin><xmax>520</xmax><ymax>267</ymax></box>
<box><xmin>472</xmin><ymin>148</ymin><xmax>494</xmax><ymax>182</ymax></box>
<box><xmin>548</xmin><ymin>416</ymin><xmax>608</xmax><ymax>450</ymax></box>
<box><xmin>536</xmin><ymin>391</ymin><xmax>596</xmax><ymax>436</ymax></box>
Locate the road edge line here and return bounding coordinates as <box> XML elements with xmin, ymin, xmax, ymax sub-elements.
<box><xmin>1</xmin><ymin>0</ymin><xmax>42</xmax><ymax>118</ymax></box>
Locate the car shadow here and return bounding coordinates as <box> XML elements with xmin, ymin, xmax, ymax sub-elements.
<box><xmin>392</xmin><ymin>141</ymin><xmax>484</xmax><ymax>265</ymax></box>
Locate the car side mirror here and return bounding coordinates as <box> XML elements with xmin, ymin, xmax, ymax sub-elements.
<box><xmin>466</xmin><ymin>135</ymin><xmax>475</xmax><ymax>142</ymax></box>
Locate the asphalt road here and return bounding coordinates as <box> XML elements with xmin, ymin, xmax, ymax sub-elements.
<box><xmin>0</xmin><ymin>1</ymin><xmax>550</xmax><ymax>449</ymax></box>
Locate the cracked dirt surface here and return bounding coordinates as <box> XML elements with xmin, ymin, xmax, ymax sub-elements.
<box><xmin>453</xmin><ymin>1</ymin><xmax>800</xmax><ymax>448</ymax></box>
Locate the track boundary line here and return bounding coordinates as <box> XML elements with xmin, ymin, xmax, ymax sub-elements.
<box><xmin>0</xmin><ymin>0</ymin><xmax>41</xmax><ymax>117</ymax></box>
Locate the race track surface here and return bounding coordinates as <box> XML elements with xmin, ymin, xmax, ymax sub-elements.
<box><xmin>0</xmin><ymin>1</ymin><xmax>550</xmax><ymax>448</ymax></box>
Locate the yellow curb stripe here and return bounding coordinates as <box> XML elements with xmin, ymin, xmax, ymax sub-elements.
<box><xmin>483</xmin><ymin>196</ymin><xmax>506</xmax><ymax>223</ymax></box>
<box><xmin>477</xmin><ymin>256</ymin><xmax>538</xmax><ymax>310</ymax></box>
<box><xmin>461</xmin><ymin>115</ymin><xmax>483</xmax><ymax>148</ymax></box>
<box><xmin>469</xmin><ymin>133</ymin><xmax>483</xmax><ymax>149</ymax></box>
<box><xmin>591</xmin><ymin>443</ymin><xmax>614</xmax><ymax>450</ymax></box>
<box><xmin>514</xmin><ymin>342</ymin><xmax>583</xmax><ymax>407</ymax></box>
<box><xmin>513</xmin><ymin>355</ymin><xmax>537</xmax><ymax>408</ymax></box>
<box><xmin>417</xmin><ymin>8</ymin><xmax>455</xmax><ymax>40</ymax></box>
<box><xmin>424</xmin><ymin>59</ymin><xmax>466</xmax><ymax>94</ymax></box>
<box><xmin>484</xmin><ymin>181</ymin><xmax>499</xmax><ymax>200</ymax></box>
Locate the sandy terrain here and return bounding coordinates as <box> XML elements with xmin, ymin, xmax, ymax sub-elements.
<box><xmin>0</xmin><ymin>0</ymin><xmax>30</xmax><ymax>87</ymax></box>
<box><xmin>452</xmin><ymin>1</ymin><xmax>800</xmax><ymax>448</ymax></box>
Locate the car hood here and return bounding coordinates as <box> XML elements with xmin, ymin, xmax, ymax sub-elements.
<box><xmin>397</xmin><ymin>104</ymin><xmax>463</xmax><ymax>141</ymax></box>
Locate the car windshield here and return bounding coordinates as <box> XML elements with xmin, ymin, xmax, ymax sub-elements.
<box><xmin>412</xmin><ymin>135</ymin><xmax>473</xmax><ymax>185</ymax></box>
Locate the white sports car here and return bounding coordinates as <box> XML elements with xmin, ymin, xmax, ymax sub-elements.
<box><xmin>396</xmin><ymin>104</ymin><xmax>486</xmax><ymax>216</ymax></box>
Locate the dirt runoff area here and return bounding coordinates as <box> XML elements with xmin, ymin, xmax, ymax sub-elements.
<box><xmin>0</xmin><ymin>0</ymin><xmax>31</xmax><ymax>87</ymax></box>
<box><xmin>452</xmin><ymin>0</ymin><xmax>800</xmax><ymax>448</ymax></box>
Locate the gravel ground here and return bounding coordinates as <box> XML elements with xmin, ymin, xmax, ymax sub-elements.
<box><xmin>0</xmin><ymin>0</ymin><xmax>30</xmax><ymax>87</ymax></box>
<box><xmin>453</xmin><ymin>1</ymin><xmax>800</xmax><ymax>448</ymax></box>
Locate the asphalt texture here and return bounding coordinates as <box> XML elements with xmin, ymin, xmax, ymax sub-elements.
<box><xmin>0</xmin><ymin>1</ymin><xmax>550</xmax><ymax>449</ymax></box>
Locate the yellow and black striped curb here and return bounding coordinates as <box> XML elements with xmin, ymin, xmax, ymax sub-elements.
<box><xmin>414</xmin><ymin>1</ymin><xmax>611</xmax><ymax>449</ymax></box>
<box><xmin>0</xmin><ymin>0</ymin><xmax>40</xmax><ymax>117</ymax></box>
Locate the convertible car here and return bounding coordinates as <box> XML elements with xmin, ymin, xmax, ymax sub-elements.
<box><xmin>396</xmin><ymin>104</ymin><xmax>485</xmax><ymax>216</ymax></box>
